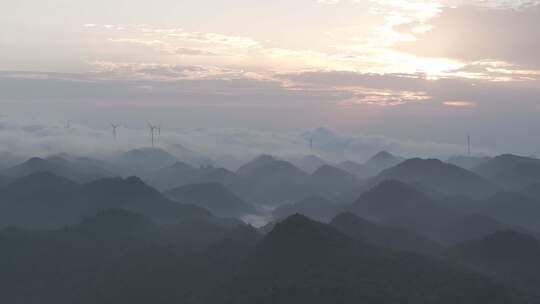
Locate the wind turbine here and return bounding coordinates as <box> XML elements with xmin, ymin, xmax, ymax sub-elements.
<box><xmin>147</xmin><ymin>122</ymin><xmax>159</xmax><ymax>147</ymax></box>
<box><xmin>467</xmin><ymin>134</ymin><xmax>471</xmax><ymax>156</ymax></box>
<box><xmin>111</xmin><ymin>123</ymin><xmax>120</xmax><ymax>141</ymax></box>
<box><xmin>306</xmin><ymin>137</ymin><xmax>313</xmax><ymax>153</ymax></box>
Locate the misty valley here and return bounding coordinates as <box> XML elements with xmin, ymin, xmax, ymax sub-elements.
<box><xmin>1</xmin><ymin>148</ymin><xmax>540</xmax><ymax>303</ymax></box>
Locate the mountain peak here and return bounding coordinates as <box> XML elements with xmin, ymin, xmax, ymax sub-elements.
<box><xmin>22</xmin><ymin>157</ymin><xmax>50</xmax><ymax>166</ymax></box>
<box><xmin>370</xmin><ymin>151</ymin><xmax>394</xmax><ymax>160</ymax></box>
<box><xmin>313</xmin><ymin>164</ymin><xmax>352</xmax><ymax>177</ymax></box>
<box><xmin>374</xmin><ymin>158</ymin><xmax>499</xmax><ymax>198</ymax></box>
<box><xmin>260</xmin><ymin>214</ymin><xmax>352</xmax><ymax>254</ymax></box>
<box><xmin>253</xmin><ymin>154</ymin><xmax>276</xmax><ymax>162</ymax></box>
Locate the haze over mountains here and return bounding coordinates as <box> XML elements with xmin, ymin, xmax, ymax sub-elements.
<box><xmin>2</xmin><ymin>146</ymin><xmax>540</xmax><ymax>303</ymax></box>
<box><xmin>4</xmin><ymin>0</ymin><xmax>540</xmax><ymax>301</ymax></box>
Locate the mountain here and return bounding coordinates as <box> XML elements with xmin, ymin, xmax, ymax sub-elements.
<box><xmin>0</xmin><ymin>211</ymin><xmax>532</xmax><ymax>304</ymax></box>
<box><xmin>236</xmin><ymin>154</ymin><xmax>303</xmax><ymax>178</ymax></box>
<box><xmin>448</xmin><ymin>230</ymin><xmax>540</xmax><ymax>294</ymax></box>
<box><xmin>168</xmin><ymin>143</ymin><xmax>213</xmax><ymax>166</ymax></box>
<box><xmin>373</xmin><ymin>158</ymin><xmax>500</xmax><ymax>198</ymax></box>
<box><xmin>364</xmin><ymin>151</ymin><xmax>405</xmax><ymax>176</ymax></box>
<box><xmin>0</xmin><ymin>175</ymin><xmax>13</xmax><ymax>187</ymax></box>
<box><xmin>165</xmin><ymin>182</ymin><xmax>256</xmax><ymax>218</ymax></box>
<box><xmin>337</xmin><ymin>151</ymin><xmax>405</xmax><ymax>179</ymax></box>
<box><xmin>113</xmin><ymin>147</ymin><xmax>178</xmax><ymax>176</ymax></box>
<box><xmin>0</xmin><ymin>209</ymin><xmax>259</xmax><ymax>304</ymax></box>
<box><xmin>2</xmin><ymin>156</ymin><xmax>114</xmax><ymax>183</ymax></box>
<box><xmin>273</xmin><ymin>196</ymin><xmax>341</xmax><ymax>223</ymax></box>
<box><xmin>188</xmin><ymin>167</ymin><xmax>247</xmax><ymax>194</ymax></box>
<box><xmin>447</xmin><ymin>155</ymin><xmax>491</xmax><ymax>170</ymax></box>
<box><xmin>235</xmin><ymin>214</ymin><xmax>526</xmax><ymax>304</ymax></box>
<box><xmin>438</xmin><ymin>214</ymin><xmax>527</xmax><ymax>245</ymax></box>
<box><xmin>0</xmin><ymin>172</ymin><xmax>82</xmax><ymax>228</ymax></box>
<box><xmin>331</xmin><ymin>212</ymin><xmax>443</xmax><ymax>256</ymax></box>
<box><xmin>310</xmin><ymin>164</ymin><xmax>360</xmax><ymax>198</ymax></box>
<box><xmin>350</xmin><ymin>180</ymin><xmax>454</xmax><ymax>222</ymax></box>
<box><xmin>79</xmin><ymin>176</ymin><xmax>210</xmax><ymax>222</ymax></box>
<box><xmin>236</xmin><ymin>155</ymin><xmax>312</xmax><ymax>205</ymax></box>
<box><xmin>522</xmin><ymin>182</ymin><xmax>540</xmax><ymax>200</ymax></box>
<box><xmin>0</xmin><ymin>173</ymin><xmax>211</xmax><ymax>229</ymax></box>
<box><xmin>148</xmin><ymin>160</ymin><xmax>247</xmax><ymax>192</ymax></box>
<box><xmin>212</xmin><ymin>154</ymin><xmax>245</xmax><ymax>171</ymax></box>
<box><xmin>286</xmin><ymin>154</ymin><xmax>328</xmax><ymax>174</ymax></box>
<box><xmin>337</xmin><ymin>160</ymin><xmax>368</xmax><ymax>178</ymax></box>
<box><xmin>48</xmin><ymin>154</ymin><xmax>117</xmax><ymax>175</ymax></box>
<box><xmin>463</xmin><ymin>192</ymin><xmax>540</xmax><ymax>232</ymax></box>
<box><xmin>349</xmin><ymin>180</ymin><xmax>461</xmax><ymax>240</ymax></box>
<box><xmin>473</xmin><ymin>154</ymin><xmax>540</xmax><ymax>190</ymax></box>
<box><xmin>147</xmin><ymin>161</ymin><xmax>198</xmax><ymax>190</ymax></box>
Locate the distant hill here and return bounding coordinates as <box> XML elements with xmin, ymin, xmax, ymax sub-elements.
<box><xmin>286</xmin><ymin>154</ymin><xmax>328</xmax><ymax>174</ymax></box>
<box><xmin>147</xmin><ymin>161</ymin><xmax>198</xmax><ymax>190</ymax></box>
<box><xmin>188</xmin><ymin>167</ymin><xmax>247</xmax><ymax>194</ymax></box>
<box><xmin>0</xmin><ymin>173</ymin><xmax>211</xmax><ymax>229</ymax></box>
<box><xmin>273</xmin><ymin>196</ymin><xmax>341</xmax><ymax>223</ymax></box>
<box><xmin>0</xmin><ymin>209</ymin><xmax>259</xmax><ymax>303</ymax></box>
<box><xmin>349</xmin><ymin>180</ymin><xmax>461</xmax><ymax>241</ymax></box>
<box><xmin>461</xmin><ymin>192</ymin><xmax>540</xmax><ymax>232</ymax></box>
<box><xmin>331</xmin><ymin>212</ymin><xmax>443</xmax><ymax>256</ymax></box>
<box><xmin>365</xmin><ymin>151</ymin><xmax>405</xmax><ymax>175</ymax></box>
<box><xmin>237</xmin><ymin>154</ymin><xmax>306</xmax><ymax>179</ymax></box>
<box><xmin>0</xmin><ymin>172</ymin><xmax>82</xmax><ymax>228</ymax></box>
<box><xmin>0</xmin><ymin>211</ymin><xmax>533</xmax><ymax>303</ymax></box>
<box><xmin>448</xmin><ymin>230</ymin><xmax>540</xmax><ymax>294</ymax></box>
<box><xmin>2</xmin><ymin>156</ymin><xmax>114</xmax><ymax>183</ymax></box>
<box><xmin>0</xmin><ymin>175</ymin><xmax>14</xmax><ymax>187</ymax></box>
<box><xmin>79</xmin><ymin>176</ymin><xmax>210</xmax><ymax>222</ymax></box>
<box><xmin>447</xmin><ymin>155</ymin><xmax>491</xmax><ymax>170</ymax></box>
<box><xmin>239</xmin><ymin>214</ymin><xmax>526</xmax><ymax>304</ymax></box>
<box><xmin>165</xmin><ymin>182</ymin><xmax>256</xmax><ymax>218</ymax></box>
<box><xmin>337</xmin><ymin>151</ymin><xmax>405</xmax><ymax>179</ymax></box>
<box><xmin>113</xmin><ymin>147</ymin><xmax>178</xmax><ymax>176</ymax></box>
<box><xmin>148</xmin><ymin>160</ymin><xmax>247</xmax><ymax>193</ymax></box>
<box><xmin>438</xmin><ymin>214</ymin><xmax>532</xmax><ymax>245</ymax></box>
<box><xmin>522</xmin><ymin>182</ymin><xmax>540</xmax><ymax>200</ymax></box>
<box><xmin>336</xmin><ymin>160</ymin><xmax>367</xmax><ymax>178</ymax></box>
<box><xmin>310</xmin><ymin>164</ymin><xmax>360</xmax><ymax>198</ymax></box>
<box><xmin>372</xmin><ymin>158</ymin><xmax>500</xmax><ymax>198</ymax></box>
<box><xmin>473</xmin><ymin>154</ymin><xmax>540</xmax><ymax>189</ymax></box>
<box><xmin>236</xmin><ymin>155</ymin><xmax>312</xmax><ymax>205</ymax></box>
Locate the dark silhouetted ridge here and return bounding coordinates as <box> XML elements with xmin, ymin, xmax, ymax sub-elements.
<box><xmin>273</xmin><ymin>196</ymin><xmax>340</xmax><ymax>223</ymax></box>
<box><xmin>331</xmin><ymin>212</ymin><xmax>443</xmax><ymax>256</ymax></box>
<box><xmin>257</xmin><ymin>214</ymin><xmax>353</xmax><ymax>257</ymax></box>
<box><xmin>374</xmin><ymin>158</ymin><xmax>499</xmax><ymax>198</ymax></box>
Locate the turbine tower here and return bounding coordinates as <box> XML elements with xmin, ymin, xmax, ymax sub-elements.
<box><xmin>147</xmin><ymin>122</ymin><xmax>159</xmax><ymax>147</ymax></box>
<box><xmin>111</xmin><ymin>123</ymin><xmax>120</xmax><ymax>141</ymax></box>
<box><xmin>467</xmin><ymin>134</ymin><xmax>471</xmax><ymax>156</ymax></box>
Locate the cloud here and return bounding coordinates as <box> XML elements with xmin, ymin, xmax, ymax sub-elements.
<box><xmin>0</xmin><ymin>68</ymin><xmax>436</xmax><ymax>108</ymax></box>
<box><xmin>396</xmin><ymin>4</ymin><xmax>540</xmax><ymax>68</ymax></box>
<box><xmin>443</xmin><ymin>101</ymin><xmax>476</xmax><ymax>107</ymax></box>
<box><xmin>1</xmin><ymin>68</ymin><xmax>539</xmax><ymax>156</ymax></box>
<box><xmin>0</xmin><ymin>115</ymin><xmax>482</xmax><ymax>168</ymax></box>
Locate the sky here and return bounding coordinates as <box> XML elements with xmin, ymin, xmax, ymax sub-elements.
<box><xmin>1</xmin><ymin>0</ymin><xmax>539</xmax><ymax>160</ymax></box>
